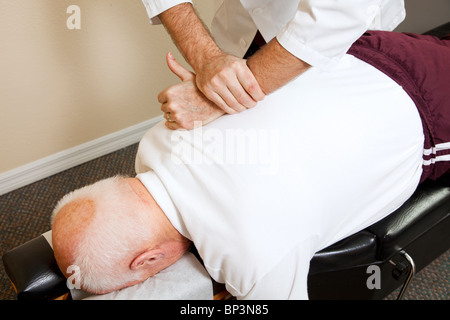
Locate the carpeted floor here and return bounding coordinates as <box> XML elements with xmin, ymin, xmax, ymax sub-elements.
<box><xmin>0</xmin><ymin>143</ymin><xmax>448</xmax><ymax>300</ymax></box>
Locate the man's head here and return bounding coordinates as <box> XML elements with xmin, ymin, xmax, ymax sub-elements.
<box><xmin>51</xmin><ymin>176</ymin><xmax>190</xmax><ymax>294</ymax></box>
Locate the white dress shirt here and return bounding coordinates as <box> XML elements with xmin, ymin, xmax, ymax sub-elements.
<box><xmin>141</xmin><ymin>0</ymin><xmax>405</xmax><ymax>69</ymax></box>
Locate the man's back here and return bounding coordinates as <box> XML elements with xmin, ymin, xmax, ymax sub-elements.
<box><xmin>135</xmin><ymin>53</ymin><xmax>424</xmax><ymax>299</ymax></box>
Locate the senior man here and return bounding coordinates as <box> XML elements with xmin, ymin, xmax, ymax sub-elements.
<box><xmin>51</xmin><ymin>31</ymin><xmax>450</xmax><ymax>299</ymax></box>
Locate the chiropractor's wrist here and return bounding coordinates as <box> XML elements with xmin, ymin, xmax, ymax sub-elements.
<box><xmin>189</xmin><ymin>44</ymin><xmax>225</xmax><ymax>75</ymax></box>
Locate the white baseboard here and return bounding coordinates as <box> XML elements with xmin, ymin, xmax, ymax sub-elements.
<box><xmin>0</xmin><ymin>116</ymin><xmax>163</xmax><ymax>196</ymax></box>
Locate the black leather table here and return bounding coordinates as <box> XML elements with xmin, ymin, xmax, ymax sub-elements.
<box><xmin>308</xmin><ymin>173</ymin><xmax>450</xmax><ymax>299</ymax></box>
<box><xmin>3</xmin><ymin>173</ymin><xmax>449</xmax><ymax>300</ymax></box>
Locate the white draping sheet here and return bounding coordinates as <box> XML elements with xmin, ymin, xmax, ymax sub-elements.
<box><xmin>71</xmin><ymin>252</ymin><xmax>213</xmax><ymax>300</ymax></box>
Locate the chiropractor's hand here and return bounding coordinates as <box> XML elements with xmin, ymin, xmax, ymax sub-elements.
<box><xmin>158</xmin><ymin>53</ymin><xmax>225</xmax><ymax>130</ymax></box>
<box><xmin>158</xmin><ymin>3</ymin><xmax>265</xmax><ymax>115</ymax></box>
<box><xmin>195</xmin><ymin>53</ymin><xmax>265</xmax><ymax>114</ymax></box>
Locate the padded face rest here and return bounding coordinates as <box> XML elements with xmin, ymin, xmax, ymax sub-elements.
<box><xmin>2</xmin><ymin>235</ymin><xmax>68</xmax><ymax>300</ymax></box>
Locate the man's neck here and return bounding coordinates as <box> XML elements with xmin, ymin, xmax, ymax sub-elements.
<box><xmin>126</xmin><ymin>177</ymin><xmax>190</xmax><ymax>244</ymax></box>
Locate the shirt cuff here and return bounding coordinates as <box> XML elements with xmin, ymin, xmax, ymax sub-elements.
<box><xmin>275</xmin><ymin>0</ymin><xmax>377</xmax><ymax>71</ymax></box>
<box><xmin>141</xmin><ymin>0</ymin><xmax>192</xmax><ymax>25</ymax></box>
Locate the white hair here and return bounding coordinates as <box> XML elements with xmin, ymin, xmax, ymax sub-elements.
<box><xmin>51</xmin><ymin>176</ymin><xmax>152</xmax><ymax>293</ymax></box>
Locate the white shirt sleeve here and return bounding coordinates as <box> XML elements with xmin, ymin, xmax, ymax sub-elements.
<box><xmin>276</xmin><ymin>0</ymin><xmax>406</xmax><ymax>70</ymax></box>
<box><xmin>141</xmin><ymin>0</ymin><xmax>193</xmax><ymax>24</ymax></box>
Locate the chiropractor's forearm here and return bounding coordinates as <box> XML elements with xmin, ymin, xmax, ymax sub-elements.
<box><xmin>246</xmin><ymin>38</ymin><xmax>311</xmax><ymax>95</ymax></box>
<box><xmin>158</xmin><ymin>3</ymin><xmax>222</xmax><ymax>73</ymax></box>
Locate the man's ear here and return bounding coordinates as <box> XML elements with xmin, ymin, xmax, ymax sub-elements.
<box><xmin>130</xmin><ymin>249</ymin><xmax>165</xmax><ymax>271</ymax></box>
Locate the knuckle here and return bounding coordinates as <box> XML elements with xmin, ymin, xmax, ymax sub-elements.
<box><xmin>157</xmin><ymin>92</ymin><xmax>165</xmax><ymax>103</ymax></box>
<box><xmin>209</xmin><ymin>76</ymin><xmax>222</xmax><ymax>88</ymax></box>
<box><xmin>222</xmin><ymin>67</ymin><xmax>235</xmax><ymax>79</ymax></box>
<box><xmin>246</xmin><ymin>82</ymin><xmax>256</xmax><ymax>93</ymax></box>
<box><xmin>165</xmin><ymin>88</ymin><xmax>175</xmax><ymax>98</ymax></box>
<box><xmin>168</xmin><ymin>101</ymin><xmax>181</xmax><ymax>112</ymax></box>
<box><xmin>230</xmin><ymin>59</ymin><xmax>241</xmax><ymax>69</ymax></box>
<box><xmin>247</xmin><ymin>84</ymin><xmax>264</xmax><ymax>100</ymax></box>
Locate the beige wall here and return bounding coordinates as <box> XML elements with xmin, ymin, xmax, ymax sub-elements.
<box><xmin>1</xmin><ymin>0</ymin><xmax>449</xmax><ymax>176</ymax></box>
<box><xmin>395</xmin><ymin>0</ymin><xmax>450</xmax><ymax>34</ymax></box>
<box><xmin>0</xmin><ymin>0</ymin><xmax>214</xmax><ymax>174</ymax></box>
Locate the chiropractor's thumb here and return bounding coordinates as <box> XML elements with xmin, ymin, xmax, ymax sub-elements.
<box><xmin>166</xmin><ymin>52</ymin><xmax>195</xmax><ymax>82</ymax></box>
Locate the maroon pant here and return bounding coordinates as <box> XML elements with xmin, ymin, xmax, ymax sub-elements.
<box><xmin>348</xmin><ymin>31</ymin><xmax>450</xmax><ymax>182</ymax></box>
